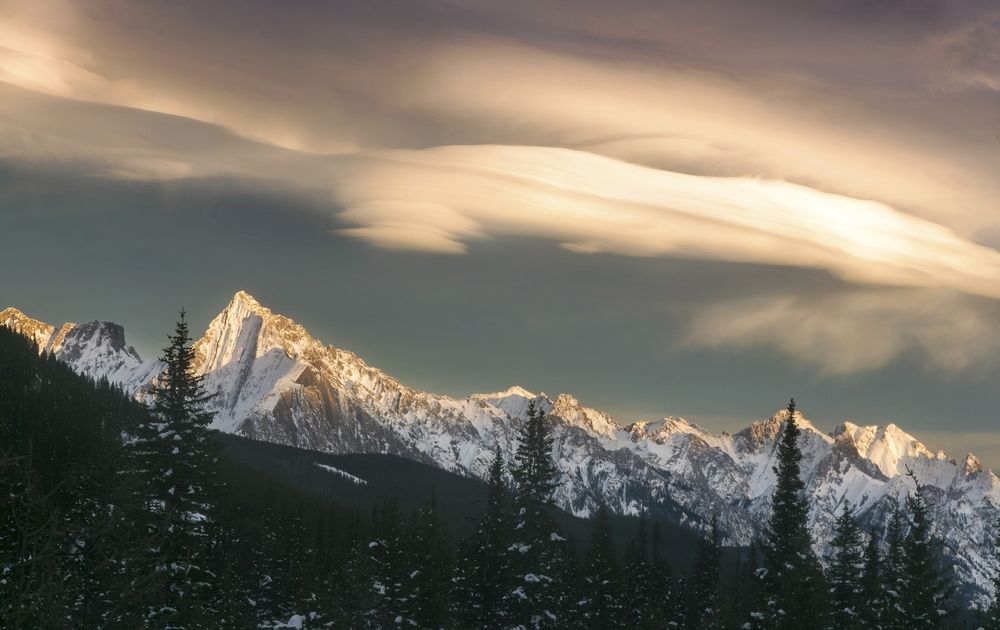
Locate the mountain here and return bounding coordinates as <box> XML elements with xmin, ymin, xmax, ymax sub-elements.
<box><xmin>5</xmin><ymin>292</ymin><xmax>1000</xmax><ymax>604</ymax></box>
<box><xmin>0</xmin><ymin>307</ymin><xmax>152</xmax><ymax>385</ymax></box>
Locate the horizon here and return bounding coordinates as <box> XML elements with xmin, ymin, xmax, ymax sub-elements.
<box><xmin>3</xmin><ymin>288</ymin><xmax>990</xmax><ymax>470</ymax></box>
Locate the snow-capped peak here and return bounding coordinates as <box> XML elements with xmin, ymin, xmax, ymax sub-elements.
<box><xmin>219</xmin><ymin>290</ymin><xmax>276</xmax><ymax>324</ymax></box>
<box><xmin>962</xmin><ymin>453</ymin><xmax>983</xmax><ymax>476</ymax></box>
<box><xmin>657</xmin><ymin>416</ymin><xmax>710</xmax><ymax>437</ymax></box>
<box><xmin>1</xmin><ymin>306</ymin><xmax>56</xmax><ymax>349</ymax></box>
<box><xmin>196</xmin><ymin>291</ymin><xmax>316</xmax><ymax>373</ymax></box>
<box><xmin>471</xmin><ymin>386</ymin><xmax>545</xmax><ymax>419</ymax></box>
<box><xmin>1</xmin><ymin>307</ymin><xmax>145</xmax><ymax>385</ymax></box>
<box><xmin>549</xmin><ymin>393</ymin><xmax>620</xmax><ymax>439</ymax></box>
<box><xmin>835</xmin><ymin>421</ymin><xmax>942</xmax><ymax>478</ymax></box>
<box><xmin>471</xmin><ymin>385</ymin><xmax>537</xmax><ymax>401</ymax></box>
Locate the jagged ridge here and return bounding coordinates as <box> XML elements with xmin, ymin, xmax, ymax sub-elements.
<box><xmin>4</xmin><ymin>292</ymin><xmax>1000</xmax><ymax>605</ymax></box>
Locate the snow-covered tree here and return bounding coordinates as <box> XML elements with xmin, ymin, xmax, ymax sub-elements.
<box><xmin>687</xmin><ymin>515</ymin><xmax>722</xmax><ymax>629</ymax></box>
<box><xmin>881</xmin><ymin>499</ymin><xmax>907</xmax><ymax>629</ymax></box>
<box><xmin>858</xmin><ymin>531</ymin><xmax>884</xmax><ymax>628</ymax></box>
<box><xmin>752</xmin><ymin>399</ymin><xmax>826</xmax><ymax>629</ymax></box>
<box><xmin>408</xmin><ymin>493</ymin><xmax>454</xmax><ymax>629</ymax></box>
<box><xmin>899</xmin><ymin>473</ymin><xmax>953</xmax><ymax>628</ymax></box>
<box><xmin>367</xmin><ymin>498</ymin><xmax>413</xmax><ymax>628</ymax></box>
<box><xmin>826</xmin><ymin>500</ymin><xmax>864</xmax><ymax>629</ymax></box>
<box><xmin>505</xmin><ymin>400</ymin><xmax>575</xmax><ymax>628</ymax></box>
<box><xmin>621</xmin><ymin>515</ymin><xmax>670</xmax><ymax>628</ymax></box>
<box><xmin>127</xmin><ymin>311</ymin><xmax>224</xmax><ymax>626</ymax></box>
<box><xmin>456</xmin><ymin>448</ymin><xmax>512</xmax><ymax>629</ymax></box>
<box><xmin>580</xmin><ymin>505</ymin><xmax>621</xmax><ymax>628</ymax></box>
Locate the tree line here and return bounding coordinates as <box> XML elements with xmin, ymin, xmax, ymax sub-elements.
<box><xmin>2</xmin><ymin>319</ymin><xmax>1000</xmax><ymax>628</ymax></box>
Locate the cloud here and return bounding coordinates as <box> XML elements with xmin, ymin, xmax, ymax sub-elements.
<box><xmin>331</xmin><ymin>144</ymin><xmax>1000</xmax><ymax>300</ymax></box>
<box><xmin>2</xmin><ymin>0</ymin><xmax>1000</xmax><ymax>381</ymax></box>
<box><xmin>682</xmin><ymin>289</ymin><xmax>1000</xmax><ymax>374</ymax></box>
<box><xmin>939</xmin><ymin>13</ymin><xmax>1000</xmax><ymax>91</ymax></box>
<box><xmin>3</xmin><ymin>2</ymin><xmax>1000</xmax><ymax>234</ymax></box>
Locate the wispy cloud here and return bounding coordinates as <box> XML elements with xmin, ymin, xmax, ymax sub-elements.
<box><xmin>683</xmin><ymin>289</ymin><xmax>1000</xmax><ymax>374</ymax></box>
<box><xmin>2</xmin><ymin>0</ymin><xmax>1000</xmax><ymax>378</ymax></box>
<box><xmin>332</xmin><ymin>145</ymin><xmax>1000</xmax><ymax>300</ymax></box>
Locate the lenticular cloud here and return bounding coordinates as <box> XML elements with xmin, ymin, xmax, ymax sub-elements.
<box><xmin>332</xmin><ymin>144</ymin><xmax>1000</xmax><ymax>299</ymax></box>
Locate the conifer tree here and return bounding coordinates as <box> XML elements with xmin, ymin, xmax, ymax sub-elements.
<box><xmin>899</xmin><ymin>472</ymin><xmax>952</xmax><ymax>628</ymax></box>
<box><xmin>368</xmin><ymin>498</ymin><xmax>412</xmax><ymax>627</ymax></box>
<box><xmin>337</xmin><ymin>514</ymin><xmax>376</xmax><ymax>625</ymax></box>
<box><xmin>409</xmin><ymin>493</ymin><xmax>454</xmax><ymax>629</ymax></box>
<box><xmin>581</xmin><ymin>505</ymin><xmax>621</xmax><ymax>629</ymax></box>
<box><xmin>720</xmin><ymin>544</ymin><xmax>758</xmax><ymax>629</ymax></box>
<box><xmin>882</xmin><ymin>499</ymin><xmax>907</xmax><ymax>629</ymax></box>
<box><xmin>506</xmin><ymin>400</ymin><xmax>573</xmax><ymax>628</ymax></box>
<box><xmin>687</xmin><ymin>515</ymin><xmax>722</xmax><ymax>629</ymax></box>
<box><xmin>651</xmin><ymin>520</ymin><xmax>682</xmax><ymax>624</ymax></box>
<box><xmin>511</xmin><ymin>401</ymin><xmax>560</xmax><ymax>507</ymax></box>
<box><xmin>621</xmin><ymin>515</ymin><xmax>666</xmax><ymax>628</ymax></box>
<box><xmin>827</xmin><ymin>500</ymin><xmax>864</xmax><ymax>629</ymax></box>
<box><xmin>858</xmin><ymin>531</ymin><xmax>884</xmax><ymax>628</ymax></box>
<box><xmin>456</xmin><ymin>448</ymin><xmax>512</xmax><ymax>629</ymax></box>
<box><xmin>127</xmin><ymin>310</ymin><xmax>223</xmax><ymax>626</ymax></box>
<box><xmin>753</xmin><ymin>398</ymin><xmax>826</xmax><ymax>629</ymax></box>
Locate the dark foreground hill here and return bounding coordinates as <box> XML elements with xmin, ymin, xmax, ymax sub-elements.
<box><xmin>218</xmin><ymin>432</ymin><xmax>702</xmax><ymax>569</ymax></box>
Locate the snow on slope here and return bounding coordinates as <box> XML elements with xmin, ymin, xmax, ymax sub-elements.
<box><xmin>1</xmin><ymin>307</ymin><xmax>149</xmax><ymax>385</ymax></box>
<box><xmin>315</xmin><ymin>463</ymin><xmax>368</xmax><ymax>486</ymax></box>
<box><xmin>5</xmin><ymin>292</ymin><xmax>1000</xmax><ymax>604</ymax></box>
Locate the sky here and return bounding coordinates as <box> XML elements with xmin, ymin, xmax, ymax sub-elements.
<box><xmin>2</xmin><ymin>0</ymin><xmax>1000</xmax><ymax>464</ymax></box>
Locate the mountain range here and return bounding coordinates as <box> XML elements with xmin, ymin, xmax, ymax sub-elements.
<box><xmin>3</xmin><ymin>291</ymin><xmax>998</xmax><ymax>604</ymax></box>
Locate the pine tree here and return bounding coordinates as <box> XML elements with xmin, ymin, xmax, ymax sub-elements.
<box><xmin>336</xmin><ymin>514</ymin><xmax>376</xmax><ymax>626</ymax></box>
<box><xmin>753</xmin><ymin>398</ymin><xmax>826</xmax><ymax>629</ymax></box>
<box><xmin>687</xmin><ymin>515</ymin><xmax>722</xmax><ymax>629</ymax></box>
<box><xmin>826</xmin><ymin>500</ymin><xmax>864</xmax><ymax>629</ymax></box>
<box><xmin>511</xmin><ymin>401</ymin><xmax>560</xmax><ymax>507</ymax></box>
<box><xmin>720</xmin><ymin>544</ymin><xmax>758</xmax><ymax>629</ymax></box>
<box><xmin>881</xmin><ymin>498</ymin><xmax>906</xmax><ymax>629</ymax></box>
<box><xmin>409</xmin><ymin>493</ymin><xmax>454</xmax><ymax>629</ymax></box>
<box><xmin>505</xmin><ymin>400</ymin><xmax>573</xmax><ymax>628</ymax></box>
<box><xmin>456</xmin><ymin>448</ymin><xmax>512</xmax><ymax>629</ymax></box>
<box><xmin>621</xmin><ymin>515</ymin><xmax>666</xmax><ymax>628</ymax></box>
<box><xmin>581</xmin><ymin>505</ymin><xmax>620</xmax><ymax>629</ymax></box>
<box><xmin>368</xmin><ymin>498</ymin><xmax>412</xmax><ymax>627</ymax></box>
<box><xmin>858</xmin><ymin>531</ymin><xmax>884</xmax><ymax>628</ymax></box>
<box><xmin>127</xmin><ymin>311</ymin><xmax>223</xmax><ymax>626</ymax></box>
<box><xmin>899</xmin><ymin>472</ymin><xmax>952</xmax><ymax>628</ymax></box>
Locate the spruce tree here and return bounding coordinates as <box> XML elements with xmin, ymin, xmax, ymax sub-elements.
<box><xmin>621</xmin><ymin>515</ymin><xmax>666</xmax><ymax>628</ymax></box>
<box><xmin>505</xmin><ymin>400</ymin><xmax>572</xmax><ymax>628</ymax></box>
<box><xmin>882</xmin><ymin>499</ymin><xmax>906</xmax><ymax>629</ymax></box>
<box><xmin>858</xmin><ymin>531</ymin><xmax>884</xmax><ymax>628</ymax></box>
<box><xmin>456</xmin><ymin>448</ymin><xmax>512</xmax><ymax>629</ymax></box>
<box><xmin>687</xmin><ymin>515</ymin><xmax>722</xmax><ymax>629</ymax></box>
<box><xmin>127</xmin><ymin>311</ymin><xmax>223</xmax><ymax>626</ymax></box>
<box><xmin>899</xmin><ymin>472</ymin><xmax>952</xmax><ymax>628</ymax></box>
<box><xmin>367</xmin><ymin>498</ymin><xmax>412</xmax><ymax>627</ymax></box>
<box><xmin>826</xmin><ymin>500</ymin><xmax>864</xmax><ymax>630</ymax></box>
<box><xmin>409</xmin><ymin>493</ymin><xmax>454</xmax><ymax>629</ymax></box>
<box><xmin>753</xmin><ymin>398</ymin><xmax>826</xmax><ymax>629</ymax></box>
<box><xmin>581</xmin><ymin>505</ymin><xmax>620</xmax><ymax>629</ymax></box>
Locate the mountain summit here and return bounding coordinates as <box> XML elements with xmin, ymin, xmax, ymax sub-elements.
<box><xmin>1</xmin><ymin>306</ymin><xmax>145</xmax><ymax>384</ymax></box>
<box><xmin>5</xmin><ymin>290</ymin><xmax>1000</xmax><ymax>602</ymax></box>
